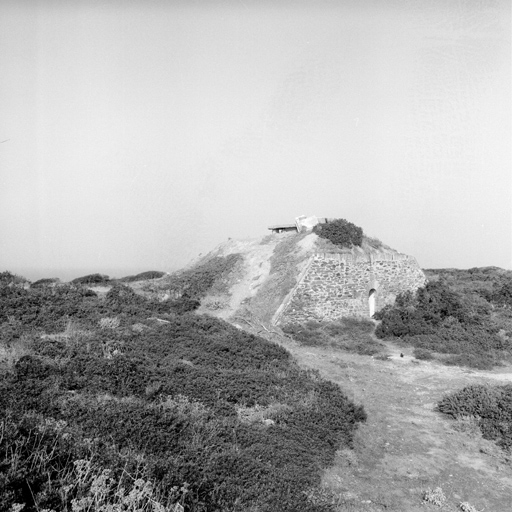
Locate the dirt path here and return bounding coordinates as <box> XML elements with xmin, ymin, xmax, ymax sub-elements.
<box><xmin>283</xmin><ymin>341</ymin><xmax>512</xmax><ymax>511</ymax></box>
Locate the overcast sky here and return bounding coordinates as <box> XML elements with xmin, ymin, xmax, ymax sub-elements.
<box><xmin>1</xmin><ymin>0</ymin><xmax>510</xmax><ymax>281</ymax></box>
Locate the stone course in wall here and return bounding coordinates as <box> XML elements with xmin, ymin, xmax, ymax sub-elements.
<box><xmin>276</xmin><ymin>252</ymin><xmax>426</xmax><ymax>324</ymax></box>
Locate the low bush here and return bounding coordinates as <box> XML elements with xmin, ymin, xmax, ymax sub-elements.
<box><xmin>71</xmin><ymin>273</ymin><xmax>111</xmax><ymax>285</ymax></box>
<box><xmin>443</xmin><ymin>353</ymin><xmax>495</xmax><ymax>370</ymax></box>
<box><xmin>282</xmin><ymin>318</ymin><xmax>383</xmax><ymax>356</ymax></box>
<box><xmin>438</xmin><ymin>384</ymin><xmax>512</xmax><ymax>451</ymax></box>
<box><xmin>413</xmin><ymin>348</ymin><xmax>434</xmax><ymax>360</ymax></box>
<box><xmin>30</xmin><ymin>278</ymin><xmax>60</xmax><ymax>288</ymax></box>
<box><xmin>0</xmin><ymin>271</ymin><xmax>28</xmax><ymax>287</ymax></box>
<box><xmin>374</xmin><ymin>279</ymin><xmax>512</xmax><ymax>368</ymax></box>
<box><xmin>120</xmin><ymin>271</ymin><xmax>166</xmax><ymax>282</ymax></box>
<box><xmin>313</xmin><ymin>219</ymin><xmax>363</xmax><ymax>248</ymax></box>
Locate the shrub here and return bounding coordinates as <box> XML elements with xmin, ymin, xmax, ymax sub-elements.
<box><xmin>438</xmin><ymin>384</ymin><xmax>512</xmax><ymax>450</ymax></box>
<box><xmin>313</xmin><ymin>219</ymin><xmax>363</xmax><ymax>248</ymax></box>
<box><xmin>120</xmin><ymin>271</ymin><xmax>166</xmax><ymax>283</ymax></box>
<box><xmin>30</xmin><ymin>278</ymin><xmax>60</xmax><ymax>288</ymax></box>
<box><xmin>493</xmin><ymin>280</ymin><xmax>512</xmax><ymax>308</ymax></box>
<box><xmin>0</xmin><ymin>271</ymin><xmax>28</xmax><ymax>287</ymax></box>
<box><xmin>413</xmin><ymin>348</ymin><xmax>434</xmax><ymax>360</ymax></box>
<box><xmin>422</xmin><ymin>487</ymin><xmax>446</xmax><ymax>506</ymax></box>
<box><xmin>374</xmin><ymin>279</ymin><xmax>512</xmax><ymax>368</ymax></box>
<box><xmin>71</xmin><ymin>273</ymin><xmax>110</xmax><ymax>285</ymax></box>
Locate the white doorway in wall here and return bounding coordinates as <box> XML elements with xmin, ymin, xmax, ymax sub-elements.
<box><xmin>369</xmin><ymin>289</ymin><xmax>376</xmax><ymax>317</ymax></box>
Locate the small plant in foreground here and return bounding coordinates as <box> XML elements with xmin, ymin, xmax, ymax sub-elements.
<box><xmin>99</xmin><ymin>317</ymin><xmax>120</xmax><ymax>330</ymax></box>
<box><xmin>459</xmin><ymin>502</ymin><xmax>482</xmax><ymax>512</ymax></box>
<box><xmin>422</xmin><ymin>487</ymin><xmax>446</xmax><ymax>506</ymax></box>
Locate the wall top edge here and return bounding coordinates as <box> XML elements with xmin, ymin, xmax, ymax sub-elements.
<box><xmin>313</xmin><ymin>252</ymin><xmax>417</xmax><ymax>263</ymax></box>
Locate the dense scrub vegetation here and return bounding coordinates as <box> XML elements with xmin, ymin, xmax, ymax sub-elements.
<box><xmin>71</xmin><ymin>273</ymin><xmax>112</xmax><ymax>285</ymax></box>
<box><xmin>0</xmin><ymin>270</ymin><xmax>366</xmax><ymax>512</ymax></box>
<box><xmin>438</xmin><ymin>384</ymin><xmax>512</xmax><ymax>451</ymax></box>
<box><xmin>313</xmin><ymin>219</ymin><xmax>363</xmax><ymax>248</ymax></box>
<box><xmin>374</xmin><ymin>269</ymin><xmax>512</xmax><ymax>369</ymax></box>
<box><xmin>120</xmin><ymin>270</ymin><xmax>167</xmax><ymax>282</ymax></box>
<box><xmin>282</xmin><ymin>318</ymin><xmax>384</xmax><ymax>355</ymax></box>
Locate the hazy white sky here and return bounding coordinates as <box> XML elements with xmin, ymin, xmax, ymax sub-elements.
<box><xmin>1</xmin><ymin>0</ymin><xmax>510</xmax><ymax>280</ymax></box>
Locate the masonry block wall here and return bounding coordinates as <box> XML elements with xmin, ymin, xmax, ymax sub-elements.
<box><xmin>277</xmin><ymin>252</ymin><xmax>426</xmax><ymax>324</ymax></box>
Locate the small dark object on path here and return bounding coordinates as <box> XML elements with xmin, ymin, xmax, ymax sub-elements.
<box><xmin>400</xmin><ymin>353</ymin><xmax>404</xmax><ymax>358</ymax></box>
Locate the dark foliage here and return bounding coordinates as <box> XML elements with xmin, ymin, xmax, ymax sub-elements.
<box><xmin>120</xmin><ymin>270</ymin><xmax>166</xmax><ymax>282</ymax></box>
<box><xmin>0</xmin><ymin>270</ymin><xmax>365</xmax><ymax>512</ymax></box>
<box><xmin>313</xmin><ymin>219</ymin><xmax>363</xmax><ymax>248</ymax></box>
<box><xmin>0</xmin><ymin>271</ymin><xmax>28</xmax><ymax>287</ymax></box>
<box><xmin>425</xmin><ymin>267</ymin><xmax>512</xmax><ymax>309</ymax></box>
<box><xmin>0</xmin><ymin>282</ymin><xmax>199</xmax><ymax>337</ymax></box>
<box><xmin>30</xmin><ymin>278</ymin><xmax>60</xmax><ymax>288</ymax></box>
<box><xmin>374</xmin><ymin>279</ymin><xmax>512</xmax><ymax>369</ymax></box>
<box><xmin>438</xmin><ymin>384</ymin><xmax>512</xmax><ymax>451</ymax></box>
<box><xmin>71</xmin><ymin>273</ymin><xmax>111</xmax><ymax>285</ymax></box>
<box><xmin>0</xmin><ymin>284</ymin><xmax>99</xmax><ymax>333</ymax></box>
<box><xmin>493</xmin><ymin>281</ymin><xmax>512</xmax><ymax>308</ymax></box>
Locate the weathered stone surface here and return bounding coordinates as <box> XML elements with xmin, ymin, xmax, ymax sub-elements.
<box><xmin>277</xmin><ymin>251</ymin><xmax>426</xmax><ymax>323</ymax></box>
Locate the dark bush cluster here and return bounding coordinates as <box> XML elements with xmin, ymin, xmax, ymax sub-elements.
<box><xmin>120</xmin><ymin>270</ymin><xmax>166</xmax><ymax>282</ymax></box>
<box><xmin>313</xmin><ymin>219</ymin><xmax>363</xmax><ymax>248</ymax></box>
<box><xmin>30</xmin><ymin>277</ymin><xmax>60</xmax><ymax>288</ymax></box>
<box><xmin>0</xmin><ymin>271</ymin><xmax>28</xmax><ymax>287</ymax></box>
<box><xmin>374</xmin><ymin>279</ymin><xmax>512</xmax><ymax>369</ymax></box>
<box><xmin>0</xmin><ymin>279</ymin><xmax>200</xmax><ymax>336</ymax></box>
<box><xmin>0</xmin><ymin>269</ymin><xmax>365</xmax><ymax>512</ymax></box>
<box><xmin>71</xmin><ymin>273</ymin><xmax>111</xmax><ymax>285</ymax></box>
<box><xmin>438</xmin><ymin>384</ymin><xmax>512</xmax><ymax>450</ymax></box>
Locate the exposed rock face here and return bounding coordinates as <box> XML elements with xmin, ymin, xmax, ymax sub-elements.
<box><xmin>274</xmin><ymin>249</ymin><xmax>426</xmax><ymax>324</ymax></box>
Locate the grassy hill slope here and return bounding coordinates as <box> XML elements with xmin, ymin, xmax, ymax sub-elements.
<box><xmin>0</xmin><ymin>272</ymin><xmax>366</xmax><ymax>512</ymax></box>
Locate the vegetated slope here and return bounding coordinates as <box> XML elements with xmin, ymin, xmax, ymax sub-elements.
<box><xmin>0</xmin><ymin>271</ymin><xmax>366</xmax><ymax>512</ymax></box>
<box><xmin>153</xmin><ymin>231</ymin><xmax>403</xmax><ymax>327</ymax></box>
<box><xmin>374</xmin><ymin>269</ymin><xmax>512</xmax><ymax>369</ymax></box>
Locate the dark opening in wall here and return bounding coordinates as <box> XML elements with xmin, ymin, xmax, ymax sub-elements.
<box><xmin>369</xmin><ymin>289</ymin><xmax>376</xmax><ymax>317</ymax></box>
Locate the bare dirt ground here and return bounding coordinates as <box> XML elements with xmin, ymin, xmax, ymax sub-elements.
<box><xmin>282</xmin><ymin>339</ymin><xmax>512</xmax><ymax>512</ymax></box>
<box><xmin>197</xmin><ymin>235</ymin><xmax>284</xmax><ymax>320</ymax></box>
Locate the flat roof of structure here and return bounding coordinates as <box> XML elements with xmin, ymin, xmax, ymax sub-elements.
<box><xmin>268</xmin><ymin>224</ymin><xmax>297</xmax><ymax>230</ymax></box>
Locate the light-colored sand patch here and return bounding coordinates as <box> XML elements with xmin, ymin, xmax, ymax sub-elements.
<box><xmin>199</xmin><ymin>236</ymin><xmax>283</xmax><ymax>320</ymax></box>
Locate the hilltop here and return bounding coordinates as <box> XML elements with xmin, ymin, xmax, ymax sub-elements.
<box><xmin>136</xmin><ymin>229</ymin><xmax>424</xmax><ymax>327</ymax></box>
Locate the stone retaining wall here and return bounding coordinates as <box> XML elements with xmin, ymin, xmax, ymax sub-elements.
<box><xmin>277</xmin><ymin>252</ymin><xmax>426</xmax><ymax>324</ymax></box>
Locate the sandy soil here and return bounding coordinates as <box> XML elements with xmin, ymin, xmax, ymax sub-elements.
<box><xmin>198</xmin><ymin>235</ymin><xmax>283</xmax><ymax>320</ymax></box>
<box><xmin>284</xmin><ymin>340</ymin><xmax>512</xmax><ymax>511</ymax></box>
